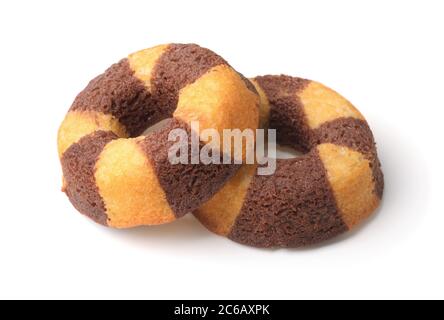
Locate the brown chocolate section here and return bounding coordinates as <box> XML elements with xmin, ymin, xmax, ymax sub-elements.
<box><xmin>312</xmin><ymin>117</ymin><xmax>384</xmax><ymax>198</ymax></box>
<box><xmin>138</xmin><ymin>118</ymin><xmax>240</xmax><ymax>217</ymax></box>
<box><xmin>70</xmin><ymin>59</ymin><xmax>166</xmax><ymax>137</ymax></box>
<box><xmin>61</xmin><ymin>131</ymin><xmax>118</xmax><ymax>225</ymax></box>
<box><xmin>150</xmin><ymin>44</ymin><xmax>228</xmax><ymax>114</ymax></box>
<box><xmin>254</xmin><ymin>75</ymin><xmax>311</xmax><ymax>151</ymax></box>
<box><xmin>229</xmin><ymin>150</ymin><xmax>348</xmax><ymax>248</ymax></box>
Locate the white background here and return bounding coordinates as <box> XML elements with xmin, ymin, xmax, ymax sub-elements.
<box><xmin>0</xmin><ymin>0</ymin><xmax>443</xmax><ymax>300</ymax></box>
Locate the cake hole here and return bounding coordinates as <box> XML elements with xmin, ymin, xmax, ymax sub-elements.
<box><xmin>276</xmin><ymin>145</ymin><xmax>304</xmax><ymax>159</ymax></box>
<box><xmin>261</xmin><ymin>138</ymin><xmax>304</xmax><ymax>160</ymax></box>
<box><xmin>142</xmin><ymin>118</ymin><xmax>171</xmax><ymax>135</ymax></box>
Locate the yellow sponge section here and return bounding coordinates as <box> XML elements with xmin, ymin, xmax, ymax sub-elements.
<box><xmin>194</xmin><ymin>165</ymin><xmax>257</xmax><ymax>236</ymax></box>
<box><xmin>94</xmin><ymin>138</ymin><xmax>176</xmax><ymax>228</ymax></box>
<box><xmin>317</xmin><ymin>143</ymin><xmax>379</xmax><ymax>228</ymax></box>
<box><xmin>128</xmin><ymin>44</ymin><xmax>169</xmax><ymax>90</ymax></box>
<box><xmin>300</xmin><ymin>81</ymin><xmax>364</xmax><ymax>129</ymax></box>
<box><xmin>174</xmin><ymin>64</ymin><xmax>260</xmax><ymax>161</ymax></box>
<box><xmin>57</xmin><ymin>111</ymin><xmax>127</xmax><ymax>158</ymax></box>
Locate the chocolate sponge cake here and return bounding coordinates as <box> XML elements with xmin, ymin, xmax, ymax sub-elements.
<box><xmin>194</xmin><ymin>75</ymin><xmax>384</xmax><ymax>248</ymax></box>
<box><xmin>58</xmin><ymin>44</ymin><xmax>260</xmax><ymax>228</ymax></box>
